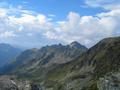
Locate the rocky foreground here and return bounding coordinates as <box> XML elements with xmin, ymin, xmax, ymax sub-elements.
<box><xmin>98</xmin><ymin>72</ymin><xmax>120</xmax><ymax>90</ymax></box>
<box><xmin>0</xmin><ymin>76</ymin><xmax>41</xmax><ymax>90</ymax></box>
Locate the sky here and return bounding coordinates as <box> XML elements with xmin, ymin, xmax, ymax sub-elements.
<box><xmin>0</xmin><ymin>0</ymin><xmax>120</xmax><ymax>48</ymax></box>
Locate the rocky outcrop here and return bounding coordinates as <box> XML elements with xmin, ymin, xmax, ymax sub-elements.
<box><xmin>98</xmin><ymin>72</ymin><xmax>120</xmax><ymax>90</ymax></box>
<box><xmin>0</xmin><ymin>76</ymin><xmax>41</xmax><ymax>90</ymax></box>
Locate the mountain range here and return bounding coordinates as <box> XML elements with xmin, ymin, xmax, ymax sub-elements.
<box><xmin>0</xmin><ymin>37</ymin><xmax>119</xmax><ymax>90</ymax></box>
<box><xmin>0</xmin><ymin>41</ymin><xmax>87</xmax><ymax>75</ymax></box>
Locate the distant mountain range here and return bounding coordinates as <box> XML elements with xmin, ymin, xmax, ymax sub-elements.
<box><xmin>0</xmin><ymin>41</ymin><xmax>87</xmax><ymax>75</ymax></box>
<box><xmin>0</xmin><ymin>43</ymin><xmax>22</xmax><ymax>67</ymax></box>
<box><xmin>0</xmin><ymin>37</ymin><xmax>120</xmax><ymax>90</ymax></box>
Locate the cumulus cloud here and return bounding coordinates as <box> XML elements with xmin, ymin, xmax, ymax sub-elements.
<box><xmin>43</xmin><ymin>0</ymin><xmax>120</xmax><ymax>47</ymax></box>
<box><xmin>44</xmin><ymin>11</ymin><xmax>120</xmax><ymax>46</ymax></box>
<box><xmin>0</xmin><ymin>2</ymin><xmax>120</xmax><ymax>47</ymax></box>
<box><xmin>0</xmin><ymin>6</ymin><xmax>54</xmax><ymax>47</ymax></box>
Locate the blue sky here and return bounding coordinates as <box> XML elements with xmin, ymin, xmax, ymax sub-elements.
<box><xmin>0</xmin><ymin>0</ymin><xmax>106</xmax><ymax>20</ymax></box>
<box><xmin>0</xmin><ymin>0</ymin><xmax>120</xmax><ymax>48</ymax></box>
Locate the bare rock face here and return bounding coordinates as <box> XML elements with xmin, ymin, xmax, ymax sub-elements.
<box><xmin>0</xmin><ymin>76</ymin><xmax>40</xmax><ymax>90</ymax></box>
<box><xmin>97</xmin><ymin>72</ymin><xmax>120</xmax><ymax>90</ymax></box>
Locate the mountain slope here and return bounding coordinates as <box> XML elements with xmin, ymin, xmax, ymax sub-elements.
<box><xmin>38</xmin><ymin>37</ymin><xmax>120</xmax><ymax>90</ymax></box>
<box><xmin>0</xmin><ymin>43</ymin><xmax>21</xmax><ymax>67</ymax></box>
<box><xmin>1</xmin><ymin>42</ymin><xmax>87</xmax><ymax>77</ymax></box>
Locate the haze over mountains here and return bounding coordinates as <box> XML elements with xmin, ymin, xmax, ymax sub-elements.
<box><xmin>0</xmin><ymin>36</ymin><xmax>119</xmax><ymax>90</ymax></box>
<box><xmin>0</xmin><ymin>43</ymin><xmax>22</xmax><ymax>67</ymax></box>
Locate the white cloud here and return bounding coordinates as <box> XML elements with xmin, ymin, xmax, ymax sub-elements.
<box><xmin>0</xmin><ymin>3</ymin><xmax>120</xmax><ymax>47</ymax></box>
<box><xmin>0</xmin><ymin>6</ymin><xmax>54</xmax><ymax>46</ymax></box>
<box><xmin>85</xmin><ymin>0</ymin><xmax>120</xmax><ymax>10</ymax></box>
<box><xmin>44</xmin><ymin>11</ymin><xmax>120</xmax><ymax>46</ymax></box>
<box><xmin>0</xmin><ymin>31</ymin><xmax>17</xmax><ymax>38</ymax></box>
<box><xmin>37</xmin><ymin>14</ymin><xmax>47</xmax><ymax>25</ymax></box>
<box><xmin>48</xmin><ymin>14</ymin><xmax>56</xmax><ymax>17</ymax></box>
<box><xmin>17</xmin><ymin>26</ymin><xmax>24</xmax><ymax>32</ymax></box>
<box><xmin>0</xmin><ymin>8</ymin><xmax>7</xmax><ymax>17</ymax></box>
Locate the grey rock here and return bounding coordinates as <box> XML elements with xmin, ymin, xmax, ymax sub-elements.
<box><xmin>98</xmin><ymin>72</ymin><xmax>120</xmax><ymax>90</ymax></box>
<box><xmin>0</xmin><ymin>76</ymin><xmax>41</xmax><ymax>90</ymax></box>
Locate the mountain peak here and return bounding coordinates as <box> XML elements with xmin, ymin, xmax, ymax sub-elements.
<box><xmin>69</xmin><ymin>41</ymin><xmax>87</xmax><ymax>50</ymax></box>
<box><xmin>70</xmin><ymin>41</ymin><xmax>80</xmax><ymax>46</ymax></box>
